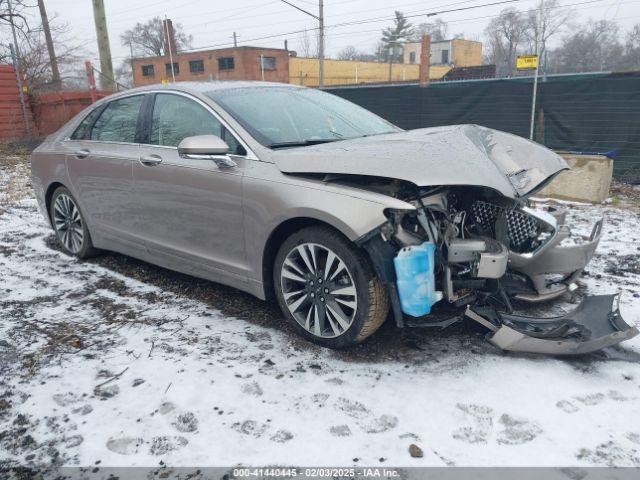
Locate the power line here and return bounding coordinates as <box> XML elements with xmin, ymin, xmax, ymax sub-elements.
<box><xmin>108</xmin><ymin>0</ymin><xmax>205</xmax><ymax>18</ymax></box>
<box><xmin>182</xmin><ymin>0</ymin><xmax>483</xmax><ymax>35</ymax></box>
<box><xmin>107</xmin><ymin>0</ymin><xmax>280</xmax><ymax>25</ymax></box>
<box><xmin>180</xmin><ymin>0</ymin><xmax>529</xmax><ymax>52</ymax></box>
<box><xmin>220</xmin><ymin>0</ymin><xmax>627</xmax><ymax>49</ymax></box>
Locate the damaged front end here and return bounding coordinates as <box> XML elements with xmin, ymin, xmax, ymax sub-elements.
<box><xmin>357</xmin><ymin>185</ymin><xmax>637</xmax><ymax>355</ymax></box>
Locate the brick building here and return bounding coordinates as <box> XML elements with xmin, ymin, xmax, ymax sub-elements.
<box><xmin>131</xmin><ymin>46</ymin><xmax>290</xmax><ymax>87</ymax></box>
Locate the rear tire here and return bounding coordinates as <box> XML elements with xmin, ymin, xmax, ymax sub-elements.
<box><xmin>273</xmin><ymin>226</ymin><xmax>388</xmax><ymax>348</ymax></box>
<box><xmin>49</xmin><ymin>186</ymin><xmax>98</xmax><ymax>259</ymax></box>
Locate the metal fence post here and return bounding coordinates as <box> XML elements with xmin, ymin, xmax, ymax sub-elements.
<box><xmin>85</xmin><ymin>61</ymin><xmax>98</xmax><ymax>104</ymax></box>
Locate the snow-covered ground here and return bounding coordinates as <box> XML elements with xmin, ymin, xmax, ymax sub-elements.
<box><xmin>1</xmin><ymin>154</ymin><xmax>640</xmax><ymax>470</ymax></box>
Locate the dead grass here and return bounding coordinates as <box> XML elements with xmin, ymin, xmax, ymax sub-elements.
<box><xmin>0</xmin><ymin>141</ymin><xmax>33</xmax><ymax>212</ymax></box>
<box><xmin>609</xmin><ymin>181</ymin><xmax>640</xmax><ymax>213</ymax></box>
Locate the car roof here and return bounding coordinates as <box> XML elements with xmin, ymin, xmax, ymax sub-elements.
<box><xmin>118</xmin><ymin>81</ymin><xmax>305</xmax><ymax>96</ymax></box>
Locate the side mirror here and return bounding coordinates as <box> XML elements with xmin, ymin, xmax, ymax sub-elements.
<box><xmin>177</xmin><ymin>135</ymin><xmax>236</xmax><ymax>168</ymax></box>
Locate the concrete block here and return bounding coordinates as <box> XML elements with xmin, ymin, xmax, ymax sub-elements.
<box><xmin>537</xmin><ymin>152</ymin><xmax>613</xmax><ymax>203</ymax></box>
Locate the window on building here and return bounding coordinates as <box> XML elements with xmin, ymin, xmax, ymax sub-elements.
<box><xmin>141</xmin><ymin>65</ymin><xmax>155</xmax><ymax>77</ymax></box>
<box><xmin>90</xmin><ymin>95</ymin><xmax>144</xmax><ymax>143</ymax></box>
<box><xmin>218</xmin><ymin>57</ymin><xmax>235</xmax><ymax>71</ymax></box>
<box><xmin>189</xmin><ymin>60</ymin><xmax>205</xmax><ymax>73</ymax></box>
<box><xmin>165</xmin><ymin>62</ymin><xmax>179</xmax><ymax>75</ymax></box>
<box><xmin>441</xmin><ymin>50</ymin><xmax>449</xmax><ymax>64</ymax></box>
<box><xmin>261</xmin><ymin>56</ymin><xmax>276</xmax><ymax>70</ymax></box>
<box><xmin>409</xmin><ymin>52</ymin><xmax>416</xmax><ymax>64</ymax></box>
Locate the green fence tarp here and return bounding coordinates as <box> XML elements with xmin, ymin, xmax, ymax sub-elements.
<box><xmin>328</xmin><ymin>72</ymin><xmax>640</xmax><ymax>182</ymax></box>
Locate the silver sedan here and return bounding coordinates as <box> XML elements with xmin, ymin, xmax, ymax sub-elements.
<box><xmin>31</xmin><ymin>81</ymin><xmax>637</xmax><ymax>352</ymax></box>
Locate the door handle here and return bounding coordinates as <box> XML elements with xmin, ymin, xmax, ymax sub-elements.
<box><xmin>139</xmin><ymin>155</ymin><xmax>162</xmax><ymax>166</ymax></box>
<box><xmin>75</xmin><ymin>149</ymin><xmax>90</xmax><ymax>159</ymax></box>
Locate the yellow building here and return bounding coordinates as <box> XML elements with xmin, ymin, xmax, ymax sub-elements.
<box><xmin>289</xmin><ymin>57</ymin><xmax>450</xmax><ymax>87</ymax></box>
<box><xmin>403</xmin><ymin>39</ymin><xmax>483</xmax><ymax>68</ymax></box>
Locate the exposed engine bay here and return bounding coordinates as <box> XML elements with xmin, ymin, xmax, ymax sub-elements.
<box><xmin>355</xmin><ymin>182</ymin><xmax>638</xmax><ymax>355</ymax></box>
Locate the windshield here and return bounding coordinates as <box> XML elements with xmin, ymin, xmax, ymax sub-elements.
<box><xmin>206</xmin><ymin>87</ymin><xmax>400</xmax><ymax>148</ymax></box>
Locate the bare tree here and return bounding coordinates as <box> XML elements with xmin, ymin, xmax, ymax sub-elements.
<box><xmin>115</xmin><ymin>60</ymin><xmax>133</xmax><ymax>88</ymax></box>
<box><xmin>299</xmin><ymin>28</ymin><xmax>318</xmax><ymax>58</ymax></box>
<box><xmin>337</xmin><ymin>45</ymin><xmax>358</xmax><ymax>61</ymax></box>
<box><xmin>337</xmin><ymin>45</ymin><xmax>377</xmax><ymax>62</ymax></box>
<box><xmin>0</xmin><ymin>0</ymin><xmax>30</xmax><ymax>30</ymax></box>
<box><xmin>120</xmin><ymin>16</ymin><xmax>192</xmax><ymax>57</ymax></box>
<box><xmin>623</xmin><ymin>24</ymin><xmax>640</xmax><ymax>68</ymax></box>
<box><xmin>524</xmin><ymin>0</ymin><xmax>574</xmax><ymax>71</ymax></box>
<box><xmin>381</xmin><ymin>11</ymin><xmax>414</xmax><ymax>62</ymax></box>
<box><xmin>484</xmin><ymin>7</ymin><xmax>529</xmax><ymax>76</ymax></box>
<box><xmin>0</xmin><ymin>16</ymin><xmax>87</xmax><ymax>91</ymax></box>
<box><xmin>548</xmin><ymin>20</ymin><xmax>623</xmax><ymax>73</ymax></box>
<box><xmin>413</xmin><ymin>19</ymin><xmax>448</xmax><ymax>42</ymax></box>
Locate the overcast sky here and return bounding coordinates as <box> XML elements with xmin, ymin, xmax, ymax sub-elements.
<box><xmin>4</xmin><ymin>0</ymin><xmax>640</xmax><ymax>70</ymax></box>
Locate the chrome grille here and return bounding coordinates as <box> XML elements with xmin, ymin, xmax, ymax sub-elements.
<box><xmin>471</xmin><ymin>200</ymin><xmax>540</xmax><ymax>249</ymax></box>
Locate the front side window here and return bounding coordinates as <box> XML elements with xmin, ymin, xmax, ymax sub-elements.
<box><xmin>90</xmin><ymin>95</ymin><xmax>143</xmax><ymax>143</ymax></box>
<box><xmin>189</xmin><ymin>60</ymin><xmax>204</xmax><ymax>73</ymax></box>
<box><xmin>150</xmin><ymin>94</ymin><xmax>245</xmax><ymax>155</ymax></box>
<box><xmin>261</xmin><ymin>56</ymin><xmax>276</xmax><ymax>70</ymax></box>
<box><xmin>151</xmin><ymin>94</ymin><xmax>221</xmax><ymax>147</ymax></box>
<box><xmin>142</xmin><ymin>65</ymin><xmax>154</xmax><ymax>77</ymax></box>
<box><xmin>218</xmin><ymin>57</ymin><xmax>234</xmax><ymax>71</ymax></box>
<box><xmin>409</xmin><ymin>52</ymin><xmax>416</xmax><ymax>64</ymax></box>
<box><xmin>441</xmin><ymin>50</ymin><xmax>449</xmax><ymax>64</ymax></box>
<box><xmin>207</xmin><ymin>87</ymin><xmax>399</xmax><ymax>148</ymax></box>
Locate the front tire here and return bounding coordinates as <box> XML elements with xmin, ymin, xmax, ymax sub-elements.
<box><xmin>49</xmin><ymin>186</ymin><xmax>97</xmax><ymax>259</ymax></box>
<box><xmin>273</xmin><ymin>226</ymin><xmax>389</xmax><ymax>348</ymax></box>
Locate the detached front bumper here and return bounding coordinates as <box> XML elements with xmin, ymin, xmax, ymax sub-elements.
<box><xmin>510</xmin><ymin>212</ymin><xmax>603</xmax><ymax>302</ymax></box>
<box><xmin>466</xmin><ymin>294</ymin><xmax>638</xmax><ymax>355</ymax></box>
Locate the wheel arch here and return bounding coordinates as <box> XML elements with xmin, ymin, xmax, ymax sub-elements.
<box><xmin>261</xmin><ymin>216</ymin><xmax>363</xmax><ymax>301</ymax></box>
<box><xmin>44</xmin><ymin>181</ymin><xmax>66</xmax><ymax>226</ymax></box>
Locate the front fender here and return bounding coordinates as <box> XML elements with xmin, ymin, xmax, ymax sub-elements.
<box><xmin>242</xmin><ymin>173</ymin><xmax>415</xmax><ymax>287</ymax></box>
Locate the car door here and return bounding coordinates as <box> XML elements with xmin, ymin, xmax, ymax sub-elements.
<box><xmin>133</xmin><ymin>92</ymin><xmax>249</xmax><ymax>281</ymax></box>
<box><xmin>65</xmin><ymin>94</ymin><xmax>145</xmax><ymax>251</ymax></box>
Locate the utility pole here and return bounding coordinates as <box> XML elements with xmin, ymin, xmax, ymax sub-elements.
<box><xmin>6</xmin><ymin>0</ymin><xmax>26</xmax><ymax>89</ymax></box>
<box><xmin>281</xmin><ymin>0</ymin><xmax>324</xmax><ymax>88</ymax></box>
<box><xmin>129</xmin><ymin>41</ymin><xmax>134</xmax><ymax>76</ymax></box>
<box><xmin>529</xmin><ymin>0</ymin><xmax>544</xmax><ymax>140</ymax></box>
<box><xmin>164</xmin><ymin>16</ymin><xmax>176</xmax><ymax>82</ymax></box>
<box><xmin>91</xmin><ymin>0</ymin><xmax>116</xmax><ymax>91</ymax></box>
<box><xmin>318</xmin><ymin>0</ymin><xmax>324</xmax><ymax>88</ymax></box>
<box><xmin>37</xmin><ymin>0</ymin><xmax>61</xmax><ymax>88</ymax></box>
<box><xmin>418</xmin><ymin>34</ymin><xmax>431</xmax><ymax>87</ymax></box>
<box><xmin>387</xmin><ymin>34</ymin><xmax>402</xmax><ymax>82</ymax></box>
<box><xmin>233</xmin><ymin>32</ymin><xmax>238</xmax><ymax>47</ymax></box>
<box><xmin>388</xmin><ymin>42</ymin><xmax>394</xmax><ymax>81</ymax></box>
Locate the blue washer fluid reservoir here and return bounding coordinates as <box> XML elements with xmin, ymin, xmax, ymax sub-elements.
<box><xmin>393</xmin><ymin>242</ymin><xmax>443</xmax><ymax>317</ymax></box>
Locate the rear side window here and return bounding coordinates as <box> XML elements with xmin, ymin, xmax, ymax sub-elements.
<box><xmin>70</xmin><ymin>107</ymin><xmax>103</xmax><ymax>140</ymax></box>
<box><xmin>91</xmin><ymin>95</ymin><xmax>144</xmax><ymax>143</ymax></box>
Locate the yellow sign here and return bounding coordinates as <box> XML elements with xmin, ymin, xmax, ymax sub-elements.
<box><xmin>161</xmin><ymin>78</ymin><xmax>169</xmax><ymax>85</ymax></box>
<box><xmin>516</xmin><ymin>55</ymin><xmax>538</xmax><ymax>70</ymax></box>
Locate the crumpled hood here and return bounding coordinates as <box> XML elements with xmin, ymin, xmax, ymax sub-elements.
<box><xmin>271</xmin><ymin>124</ymin><xmax>569</xmax><ymax>198</ymax></box>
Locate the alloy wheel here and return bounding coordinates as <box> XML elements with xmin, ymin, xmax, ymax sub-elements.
<box><xmin>53</xmin><ymin>193</ymin><xmax>84</xmax><ymax>254</ymax></box>
<box><xmin>280</xmin><ymin>242</ymin><xmax>358</xmax><ymax>338</ymax></box>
